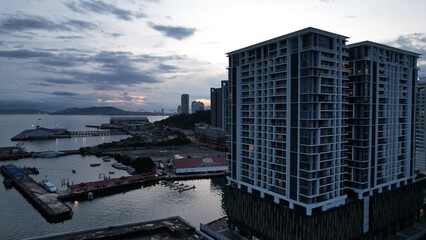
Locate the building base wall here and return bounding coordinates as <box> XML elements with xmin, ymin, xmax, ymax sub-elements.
<box><xmin>227</xmin><ymin>180</ymin><xmax>426</xmax><ymax>240</ymax></box>
<box><xmin>227</xmin><ymin>186</ymin><xmax>363</xmax><ymax>240</ymax></box>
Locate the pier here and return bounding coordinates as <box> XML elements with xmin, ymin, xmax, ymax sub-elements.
<box><xmin>11</xmin><ymin>127</ymin><xmax>127</xmax><ymax>141</ymax></box>
<box><xmin>161</xmin><ymin>180</ymin><xmax>196</xmax><ymax>192</ymax></box>
<box><xmin>58</xmin><ymin>172</ymin><xmax>227</xmax><ymax>201</ymax></box>
<box><xmin>58</xmin><ymin>172</ymin><xmax>158</xmax><ymax>201</ymax></box>
<box><xmin>26</xmin><ymin>216</ymin><xmax>208</xmax><ymax>240</ymax></box>
<box><xmin>0</xmin><ymin>164</ymin><xmax>73</xmax><ymax>223</ymax></box>
<box><xmin>69</xmin><ymin>130</ymin><xmax>127</xmax><ymax>137</ymax></box>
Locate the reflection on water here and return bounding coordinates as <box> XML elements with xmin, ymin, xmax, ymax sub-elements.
<box><xmin>0</xmin><ymin>156</ymin><xmax>227</xmax><ymax>240</ymax></box>
<box><xmin>0</xmin><ymin>114</ymin><xmax>226</xmax><ymax>240</ymax></box>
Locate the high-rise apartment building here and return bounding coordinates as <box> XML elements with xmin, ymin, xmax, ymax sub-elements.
<box><xmin>227</xmin><ymin>27</ymin><xmax>349</xmax><ymax>215</ymax></box>
<box><xmin>416</xmin><ymin>82</ymin><xmax>426</xmax><ymax>173</ymax></box>
<box><xmin>210</xmin><ymin>81</ymin><xmax>228</xmax><ymax>129</ymax></box>
<box><xmin>346</xmin><ymin>42</ymin><xmax>418</xmax><ymax>200</ymax></box>
<box><xmin>181</xmin><ymin>94</ymin><xmax>189</xmax><ymax>114</ymax></box>
<box><xmin>225</xmin><ymin>27</ymin><xmax>422</xmax><ymax>240</ymax></box>
<box><xmin>191</xmin><ymin>101</ymin><xmax>205</xmax><ymax>113</ymax></box>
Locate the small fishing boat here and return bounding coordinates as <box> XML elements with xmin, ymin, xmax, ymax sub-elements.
<box><xmin>72</xmin><ymin>169</ymin><xmax>76</xmax><ymax>173</ymax></box>
<box><xmin>109</xmin><ymin>171</ymin><xmax>115</xmax><ymax>174</ymax></box>
<box><xmin>90</xmin><ymin>163</ymin><xmax>101</xmax><ymax>167</ymax></box>
<box><xmin>102</xmin><ymin>157</ymin><xmax>111</xmax><ymax>162</ymax></box>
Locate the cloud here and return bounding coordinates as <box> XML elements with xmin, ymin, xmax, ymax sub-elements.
<box><xmin>0</xmin><ymin>49</ymin><xmax>52</xmax><ymax>58</ymax></box>
<box><xmin>158</xmin><ymin>63</ymin><xmax>179</xmax><ymax>72</ymax></box>
<box><xmin>344</xmin><ymin>15</ymin><xmax>356</xmax><ymax>18</ymax></box>
<box><xmin>43</xmin><ymin>78</ymin><xmax>82</xmax><ymax>85</ymax></box>
<box><xmin>65</xmin><ymin>0</ymin><xmax>146</xmax><ymax>21</ymax></box>
<box><xmin>0</xmin><ymin>12</ymin><xmax>97</xmax><ymax>33</ymax></box>
<box><xmin>51</xmin><ymin>91</ymin><xmax>80</xmax><ymax>96</ymax></box>
<box><xmin>385</xmin><ymin>33</ymin><xmax>426</xmax><ymax>76</ymax></box>
<box><xmin>148</xmin><ymin>21</ymin><xmax>196</xmax><ymax>40</ymax></box>
<box><xmin>38</xmin><ymin>57</ymin><xmax>80</xmax><ymax>67</ymax></box>
<box><xmin>104</xmin><ymin>32</ymin><xmax>123</xmax><ymax>38</ymax></box>
<box><xmin>97</xmin><ymin>92</ymin><xmax>146</xmax><ymax>105</ymax></box>
<box><xmin>38</xmin><ymin>51</ymin><xmax>170</xmax><ymax>89</ymax></box>
<box><xmin>55</xmin><ymin>35</ymin><xmax>85</xmax><ymax>40</ymax></box>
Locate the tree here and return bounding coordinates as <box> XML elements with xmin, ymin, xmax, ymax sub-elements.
<box><xmin>132</xmin><ymin>157</ymin><xmax>155</xmax><ymax>174</ymax></box>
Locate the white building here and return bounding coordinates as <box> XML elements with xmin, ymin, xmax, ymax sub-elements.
<box><xmin>174</xmin><ymin>157</ymin><xmax>227</xmax><ymax>174</ymax></box>
<box><xmin>227</xmin><ymin>27</ymin><xmax>349</xmax><ymax>215</ymax></box>
<box><xmin>346</xmin><ymin>42</ymin><xmax>418</xmax><ymax>198</ymax></box>
<box><xmin>415</xmin><ymin>82</ymin><xmax>426</xmax><ymax>173</ymax></box>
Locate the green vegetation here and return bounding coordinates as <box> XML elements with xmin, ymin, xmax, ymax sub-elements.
<box><xmin>132</xmin><ymin>157</ymin><xmax>155</xmax><ymax>174</ymax></box>
<box><xmin>155</xmin><ymin>110</ymin><xmax>211</xmax><ymax>130</ymax></box>
<box><xmin>110</xmin><ymin>154</ymin><xmax>155</xmax><ymax>174</ymax></box>
<box><xmin>96</xmin><ymin>131</ymin><xmax>191</xmax><ymax>149</ymax></box>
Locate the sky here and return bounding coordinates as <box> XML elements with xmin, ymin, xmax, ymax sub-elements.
<box><xmin>0</xmin><ymin>0</ymin><xmax>425</xmax><ymax>112</ymax></box>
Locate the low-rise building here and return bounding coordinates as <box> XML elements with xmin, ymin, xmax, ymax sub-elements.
<box><xmin>194</xmin><ymin>123</ymin><xmax>226</xmax><ymax>149</ymax></box>
<box><xmin>174</xmin><ymin>156</ymin><xmax>227</xmax><ymax>174</ymax></box>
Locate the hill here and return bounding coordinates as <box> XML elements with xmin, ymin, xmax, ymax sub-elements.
<box><xmin>50</xmin><ymin>107</ymin><xmax>165</xmax><ymax>116</ymax></box>
<box><xmin>155</xmin><ymin>110</ymin><xmax>210</xmax><ymax>130</ymax></box>
<box><xmin>0</xmin><ymin>109</ymin><xmax>50</xmax><ymax>114</ymax></box>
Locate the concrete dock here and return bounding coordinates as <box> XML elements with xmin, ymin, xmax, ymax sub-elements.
<box><xmin>58</xmin><ymin>172</ymin><xmax>158</xmax><ymax>201</ymax></box>
<box><xmin>25</xmin><ymin>216</ymin><xmax>210</xmax><ymax>239</ymax></box>
<box><xmin>58</xmin><ymin>171</ymin><xmax>226</xmax><ymax>201</ymax></box>
<box><xmin>0</xmin><ymin>164</ymin><xmax>73</xmax><ymax>223</ymax></box>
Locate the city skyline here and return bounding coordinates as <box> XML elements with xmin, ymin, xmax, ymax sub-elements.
<box><xmin>0</xmin><ymin>0</ymin><xmax>425</xmax><ymax>112</ymax></box>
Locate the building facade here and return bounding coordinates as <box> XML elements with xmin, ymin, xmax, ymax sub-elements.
<box><xmin>346</xmin><ymin>42</ymin><xmax>418</xmax><ymax>200</ymax></box>
<box><xmin>227</xmin><ymin>27</ymin><xmax>349</xmax><ymax>216</ymax></box>
<box><xmin>225</xmin><ymin>27</ymin><xmax>422</xmax><ymax>239</ymax></box>
<box><xmin>211</xmin><ymin>81</ymin><xmax>228</xmax><ymax>129</ymax></box>
<box><xmin>181</xmin><ymin>94</ymin><xmax>189</xmax><ymax>114</ymax></box>
<box><xmin>191</xmin><ymin>101</ymin><xmax>205</xmax><ymax>113</ymax></box>
<box><xmin>416</xmin><ymin>82</ymin><xmax>426</xmax><ymax>173</ymax></box>
<box><xmin>194</xmin><ymin>123</ymin><xmax>227</xmax><ymax>149</ymax></box>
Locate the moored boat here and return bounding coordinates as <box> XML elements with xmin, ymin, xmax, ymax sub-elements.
<box><xmin>90</xmin><ymin>163</ymin><xmax>101</xmax><ymax>167</ymax></box>
<box><xmin>39</xmin><ymin>179</ymin><xmax>58</xmax><ymax>193</ymax></box>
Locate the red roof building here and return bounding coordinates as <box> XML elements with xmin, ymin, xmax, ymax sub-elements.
<box><xmin>174</xmin><ymin>157</ymin><xmax>228</xmax><ymax>174</ymax></box>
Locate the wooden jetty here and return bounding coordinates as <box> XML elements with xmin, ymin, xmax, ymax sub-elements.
<box><xmin>58</xmin><ymin>172</ymin><xmax>158</xmax><ymax>201</ymax></box>
<box><xmin>0</xmin><ymin>164</ymin><xmax>72</xmax><ymax>223</ymax></box>
<box><xmin>159</xmin><ymin>171</ymin><xmax>227</xmax><ymax>181</ymax></box>
<box><xmin>161</xmin><ymin>181</ymin><xmax>196</xmax><ymax>192</ymax></box>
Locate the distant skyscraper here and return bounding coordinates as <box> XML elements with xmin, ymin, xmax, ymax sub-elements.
<box><xmin>416</xmin><ymin>82</ymin><xmax>426</xmax><ymax>173</ymax></box>
<box><xmin>181</xmin><ymin>94</ymin><xmax>189</xmax><ymax>114</ymax></box>
<box><xmin>177</xmin><ymin>105</ymin><xmax>181</xmax><ymax>114</ymax></box>
<box><xmin>191</xmin><ymin>101</ymin><xmax>205</xmax><ymax>113</ymax></box>
<box><xmin>225</xmin><ymin>27</ymin><xmax>421</xmax><ymax>240</ymax></box>
<box><xmin>210</xmin><ymin>82</ymin><xmax>226</xmax><ymax>129</ymax></box>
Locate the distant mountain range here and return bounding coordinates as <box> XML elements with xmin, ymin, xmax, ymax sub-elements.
<box><xmin>0</xmin><ymin>107</ymin><xmax>168</xmax><ymax>116</ymax></box>
<box><xmin>0</xmin><ymin>109</ymin><xmax>50</xmax><ymax>114</ymax></box>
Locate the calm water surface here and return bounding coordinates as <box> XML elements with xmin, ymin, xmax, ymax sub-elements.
<box><xmin>0</xmin><ymin>115</ymin><xmax>227</xmax><ymax>240</ymax></box>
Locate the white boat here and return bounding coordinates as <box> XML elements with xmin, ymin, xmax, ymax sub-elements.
<box><xmin>39</xmin><ymin>179</ymin><xmax>58</xmax><ymax>193</ymax></box>
<box><xmin>37</xmin><ymin>151</ymin><xmax>64</xmax><ymax>158</ymax></box>
<box><xmin>111</xmin><ymin>163</ymin><xmax>129</xmax><ymax>170</ymax></box>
